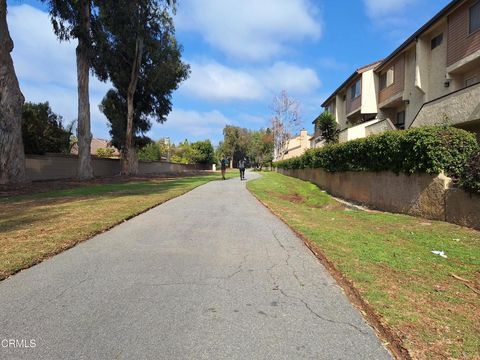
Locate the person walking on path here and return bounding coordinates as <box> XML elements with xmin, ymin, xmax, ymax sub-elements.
<box><xmin>220</xmin><ymin>158</ymin><xmax>227</xmax><ymax>180</ymax></box>
<box><xmin>238</xmin><ymin>158</ymin><xmax>246</xmax><ymax>180</ymax></box>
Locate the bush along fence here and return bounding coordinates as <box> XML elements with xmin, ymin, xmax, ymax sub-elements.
<box><xmin>274</xmin><ymin>126</ymin><xmax>480</xmax><ymax>229</ymax></box>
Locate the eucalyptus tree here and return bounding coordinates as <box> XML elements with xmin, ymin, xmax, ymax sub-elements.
<box><xmin>0</xmin><ymin>0</ymin><xmax>27</xmax><ymax>184</ymax></box>
<box><xmin>96</xmin><ymin>0</ymin><xmax>189</xmax><ymax>175</ymax></box>
<box><xmin>42</xmin><ymin>0</ymin><xmax>99</xmax><ymax>179</ymax></box>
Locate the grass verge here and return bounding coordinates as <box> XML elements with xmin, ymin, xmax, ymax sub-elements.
<box><xmin>0</xmin><ymin>171</ymin><xmax>236</xmax><ymax>280</ymax></box>
<box><xmin>247</xmin><ymin>172</ymin><xmax>480</xmax><ymax>360</ymax></box>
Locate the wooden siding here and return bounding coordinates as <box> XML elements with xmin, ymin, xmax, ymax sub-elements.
<box><xmin>346</xmin><ymin>77</ymin><xmax>361</xmax><ymax>114</ymax></box>
<box><xmin>447</xmin><ymin>0</ymin><xmax>480</xmax><ymax>67</ymax></box>
<box><xmin>378</xmin><ymin>54</ymin><xmax>405</xmax><ymax>105</ymax></box>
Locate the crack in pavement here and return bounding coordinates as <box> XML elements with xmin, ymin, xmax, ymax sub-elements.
<box><xmin>271</xmin><ymin>229</ymin><xmax>304</xmax><ymax>288</ymax></box>
<box><xmin>210</xmin><ymin>253</ymin><xmax>249</xmax><ymax>281</ymax></box>
<box><xmin>269</xmin><ymin>228</ymin><xmax>368</xmax><ymax>335</ymax></box>
<box><xmin>277</xmin><ymin>287</ymin><xmax>369</xmax><ymax>335</ymax></box>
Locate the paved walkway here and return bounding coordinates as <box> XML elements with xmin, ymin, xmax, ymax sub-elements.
<box><xmin>0</xmin><ymin>171</ymin><xmax>392</xmax><ymax>359</ymax></box>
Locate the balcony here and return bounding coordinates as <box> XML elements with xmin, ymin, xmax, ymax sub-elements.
<box><xmin>365</xmin><ymin>119</ymin><xmax>397</xmax><ymax>136</ymax></box>
<box><xmin>411</xmin><ymin>81</ymin><xmax>480</xmax><ymax>131</ymax></box>
<box><xmin>338</xmin><ymin>118</ymin><xmax>384</xmax><ymax>143</ymax></box>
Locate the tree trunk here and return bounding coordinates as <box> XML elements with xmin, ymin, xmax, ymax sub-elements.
<box><xmin>76</xmin><ymin>0</ymin><xmax>93</xmax><ymax>180</ymax></box>
<box><xmin>122</xmin><ymin>36</ymin><xmax>144</xmax><ymax>176</ymax></box>
<box><xmin>0</xmin><ymin>0</ymin><xmax>27</xmax><ymax>185</ymax></box>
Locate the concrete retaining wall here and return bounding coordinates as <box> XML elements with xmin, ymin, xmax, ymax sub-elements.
<box><xmin>26</xmin><ymin>154</ymin><xmax>211</xmax><ymax>181</ymax></box>
<box><xmin>445</xmin><ymin>189</ymin><xmax>480</xmax><ymax>229</ymax></box>
<box><xmin>278</xmin><ymin>168</ymin><xmax>480</xmax><ymax>230</ymax></box>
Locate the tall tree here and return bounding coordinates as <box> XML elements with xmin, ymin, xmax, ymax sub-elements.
<box><xmin>0</xmin><ymin>0</ymin><xmax>27</xmax><ymax>184</ymax></box>
<box><xmin>97</xmin><ymin>0</ymin><xmax>189</xmax><ymax>175</ymax></box>
<box><xmin>43</xmin><ymin>0</ymin><xmax>96</xmax><ymax>179</ymax></box>
<box><xmin>248</xmin><ymin>128</ymin><xmax>274</xmax><ymax>170</ymax></box>
<box><xmin>220</xmin><ymin>125</ymin><xmax>251</xmax><ymax>167</ymax></box>
<box><xmin>271</xmin><ymin>90</ymin><xmax>301</xmax><ymax>159</ymax></box>
<box><xmin>99</xmin><ymin>89</ymin><xmax>152</xmax><ymax>151</ymax></box>
<box><xmin>191</xmin><ymin>140</ymin><xmax>215</xmax><ymax>164</ymax></box>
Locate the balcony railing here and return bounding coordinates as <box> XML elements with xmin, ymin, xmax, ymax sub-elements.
<box><xmin>411</xmin><ymin>81</ymin><xmax>480</xmax><ymax>128</ymax></box>
<box><xmin>338</xmin><ymin>118</ymin><xmax>384</xmax><ymax>143</ymax></box>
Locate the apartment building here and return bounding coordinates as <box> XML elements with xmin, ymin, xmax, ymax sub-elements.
<box><xmin>317</xmin><ymin>0</ymin><xmax>480</xmax><ymax>143</ymax></box>
<box><xmin>311</xmin><ymin>61</ymin><xmax>384</xmax><ymax>145</ymax></box>
<box><xmin>275</xmin><ymin>129</ymin><xmax>311</xmax><ymax>161</ymax></box>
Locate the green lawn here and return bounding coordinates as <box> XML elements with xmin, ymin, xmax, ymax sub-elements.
<box><xmin>0</xmin><ymin>171</ymin><xmax>235</xmax><ymax>280</ymax></box>
<box><xmin>247</xmin><ymin>172</ymin><xmax>480</xmax><ymax>360</ymax></box>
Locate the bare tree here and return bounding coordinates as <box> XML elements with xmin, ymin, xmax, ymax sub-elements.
<box><xmin>270</xmin><ymin>90</ymin><xmax>302</xmax><ymax>160</ymax></box>
<box><xmin>0</xmin><ymin>0</ymin><xmax>27</xmax><ymax>184</ymax></box>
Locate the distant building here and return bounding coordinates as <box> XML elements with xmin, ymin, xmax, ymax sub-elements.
<box><xmin>276</xmin><ymin>129</ymin><xmax>311</xmax><ymax>161</ymax></box>
<box><xmin>71</xmin><ymin>138</ymin><xmax>120</xmax><ymax>157</ymax></box>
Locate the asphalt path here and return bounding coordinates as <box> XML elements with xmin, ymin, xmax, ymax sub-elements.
<box><xmin>0</xmin><ymin>171</ymin><xmax>392</xmax><ymax>359</ymax></box>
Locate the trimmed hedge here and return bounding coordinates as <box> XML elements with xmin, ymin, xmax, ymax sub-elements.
<box><xmin>274</xmin><ymin>126</ymin><xmax>479</xmax><ymax>188</ymax></box>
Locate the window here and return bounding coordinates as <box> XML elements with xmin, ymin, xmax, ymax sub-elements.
<box><xmin>350</xmin><ymin>79</ymin><xmax>361</xmax><ymax>99</ymax></box>
<box><xmin>431</xmin><ymin>33</ymin><xmax>443</xmax><ymax>50</ymax></box>
<box><xmin>379</xmin><ymin>67</ymin><xmax>394</xmax><ymax>90</ymax></box>
<box><xmin>396</xmin><ymin>111</ymin><xmax>406</xmax><ymax>130</ymax></box>
<box><xmin>470</xmin><ymin>1</ymin><xmax>480</xmax><ymax>34</ymax></box>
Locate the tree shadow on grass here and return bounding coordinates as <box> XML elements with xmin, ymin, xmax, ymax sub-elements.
<box><xmin>0</xmin><ymin>176</ymin><xmax>214</xmax><ymax>233</ymax></box>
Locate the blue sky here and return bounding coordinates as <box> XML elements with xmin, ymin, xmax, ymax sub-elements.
<box><xmin>7</xmin><ymin>0</ymin><xmax>451</xmax><ymax>145</ymax></box>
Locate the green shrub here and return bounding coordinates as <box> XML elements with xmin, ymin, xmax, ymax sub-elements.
<box><xmin>138</xmin><ymin>142</ymin><xmax>161</xmax><ymax>161</ymax></box>
<box><xmin>459</xmin><ymin>150</ymin><xmax>480</xmax><ymax>193</ymax></box>
<box><xmin>96</xmin><ymin>148</ymin><xmax>115</xmax><ymax>158</ymax></box>
<box><xmin>274</xmin><ymin>126</ymin><xmax>479</xmax><ymax>181</ymax></box>
<box><xmin>22</xmin><ymin>102</ymin><xmax>72</xmax><ymax>155</ymax></box>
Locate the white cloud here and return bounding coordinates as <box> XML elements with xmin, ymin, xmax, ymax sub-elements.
<box><xmin>363</xmin><ymin>0</ymin><xmax>417</xmax><ymax>18</ymax></box>
<box><xmin>261</xmin><ymin>62</ymin><xmax>321</xmax><ymax>95</ymax></box>
<box><xmin>8</xmin><ymin>4</ymin><xmax>111</xmax><ymax>137</ymax></box>
<box><xmin>176</xmin><ymin>0</ymin><xmax>322</xmax><ymax>60</ymax></box>
<box><xmin>182</xmin><ymin>61</ymin><xmax>264</xmax><ymax>101</ymax></box>
<box><xmin>181</xmin><ymin>60</ymin><xmax>321</xmax><ymax>102</ymax></box>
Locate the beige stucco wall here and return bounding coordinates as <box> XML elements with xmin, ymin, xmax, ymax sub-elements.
<box><xmin>426</xmin><ymin>22</ymin><xmax>449</xmax><ymax>101</ymax></box>
<box><xmin>335</xmin><ymin>93</ymin><xmax>347</xmax><ymax>129</ymax></box>
<box><xmin>361</xmin><ymin>69</ymin><xmax>378</xmax><ymax>115</ymax></box>
<box><xmin>26</xmin><ymin>154</ymin><xmax>210</xmax><ymax>181</ymax></box>
<box><xmin>415</xmin><ymin>20</ymin><xmax>449</xmax><ymax>102</ymax></box>
<box><xmin>277</xmin><ymin>168</ymin><xmax>480</xmax><ymax>229</ymax></box>
<box><xmin>404</xmin><ymin>47</ymin><xmax>425</xmax><ymax>128</ymax></box>
<box><xmin>279</xmin><ymin>130</ymin><xmax>311</xmax><ymax>160</ymax></box>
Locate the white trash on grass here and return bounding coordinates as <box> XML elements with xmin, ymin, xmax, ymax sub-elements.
<box><xmin>431</xmin><ymin>250</ymin><xmax>448</xmax><ymax>259</ymax></box>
